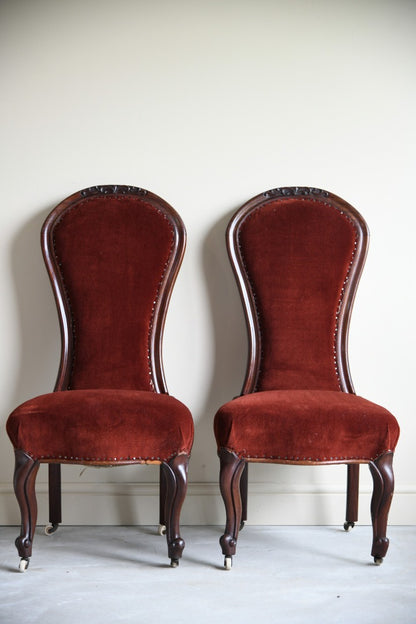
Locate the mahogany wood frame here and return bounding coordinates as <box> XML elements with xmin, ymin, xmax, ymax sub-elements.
<box><xmin>13</xmin><ymin>185</ymin><xmax>190</xmax><ymax>568</ymax></box>
<box><xmin>218</xmin><ymin>187</ymin><xmax>395</xmax><ymax>565</ymax></box>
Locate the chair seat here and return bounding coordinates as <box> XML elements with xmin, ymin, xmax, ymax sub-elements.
<box><xmin>214</xmin><ymin>390</ymin><xmax>399</xmax><ymax>463</ymax></box>
<box><xmin>7</xmin><ymin>389</ymin><xmax>194</xmax><ymax>464</ymax></box>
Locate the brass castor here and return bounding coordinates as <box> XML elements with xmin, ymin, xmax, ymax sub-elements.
<box><xmin>343</xmin><ymin>521</ymin><xmax>355</xmax><ymax>532</ymax></box>
<box><xmin>224</xmin><ymin>556</ymin><xmax>232</xmax><ymax>571</ymax></box>
<box><xmin>45</xmin><ymin>523</ymin><xmax>59</xmax><ymax>535</ymax></box>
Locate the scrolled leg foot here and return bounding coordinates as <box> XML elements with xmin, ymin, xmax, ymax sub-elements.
<box><xmin>168</xmin><ymin>538</ymin><xmax>185</xmax><ymax>563</ymax></box>
<box><xmin>219</xmin><ymin>533</ymin><xmax>237</xmax><ymax>556</ymax></box>
<box><xmin>15</xmin><ymin>536</ymin><xmax>32</xmax><ymax>561</ymax></box>
<box><xmin>372</xmin><ymin>537</ymin><xmax>389</xmax><ymax>561</ymax></box>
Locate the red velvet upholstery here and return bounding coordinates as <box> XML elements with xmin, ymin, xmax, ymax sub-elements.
<box><xmin>214</xmin><ymin>390</ymin><xmax>399</xmax><ymax>463</ymax></box>
<box><xmin>238</xmin><ymin>198</ymin><xmax>357</xmax><ymax>391</ymax></box>
<box><xmin>7</xmin><ymin>390</ymin><xmax>193</xmax><ymax>464</ymax></box>
<box><xmin>50</xmin><ymin>195</ymin><xmax>175</xmax><ymax>391</ymax></box>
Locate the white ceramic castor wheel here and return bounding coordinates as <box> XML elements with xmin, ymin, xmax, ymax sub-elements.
<box><xmin>374</xmin><ymin>557</ymin><xmax>383</xmax><ymax>565</ymax></box>
<box><xmin>224</xmin><ymin>556</ymin><xmax>232</xmax><ymax>571</ymax></box>
<box><xmin>170</xmin><ymin>558</ymin><xmax>179</xmax><ymax>568</ymax></box>
<box><xmin>158</xmin><ymin>524</ymin><xmax>167</xmax><ymax>536</ymax></box>
<box><xmin>18</xmin><ymin>558</ymin><xmax>29</xmax><ymax>572</ymax></box>
<box><xmin>44</xmin><ymin>523</ymin><xmax>59</xmax><ymax>535</ymax></box>
<box><xmin>239</xmin><ymin>520</ymin><xmax>246</xmax><ymax>531</ymax></box>
<box><xmin>343</xmin><ymin>521</ymin><xmax>355</xmax><ymax>532</ymax></box>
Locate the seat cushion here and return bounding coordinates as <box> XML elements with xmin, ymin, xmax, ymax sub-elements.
<box><xmin>7</xmin><ymin>389</ymin><xmax>194</xmax><ymax>464</ymax></box>
<box><xmin>214</xmin><ymin>390</ymin><xmax>399</xmax><ymax>462</ymax></box>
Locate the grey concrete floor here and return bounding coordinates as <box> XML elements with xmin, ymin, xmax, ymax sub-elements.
<box><xmin>0</xmin><ymin>525</ymin><xmax>415</xmax><ymax>624</ymax></box>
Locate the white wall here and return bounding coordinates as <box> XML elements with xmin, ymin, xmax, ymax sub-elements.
<box><xmin>1</xmin><ymin>0</ymin><xmax>415</xmax><ymax>526</ymax></box>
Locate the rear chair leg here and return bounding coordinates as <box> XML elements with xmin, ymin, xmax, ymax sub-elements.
<box><xmin>344</xmin><ymin>463</ymin><xmax>359</xmax><ymax>531</ymax></box>
<box><xmin>46</xmin><ymin>463</ymin><xmax>61</xmax><ymax>535</ymax></box>
<box><xmin>218</xmin><ymin>449</ymin><xmax>246</xmax><ymax>570</ymax></box>
<box><xmin>240</xmin><ymin>462</ymin><xmax>248</xmax><ymax>530</ymax></box>
<box><xmin>158</xmin><ymin>464</ymin><xmax>167</xmax><ymax>536</ymax></box>
<box><xmin>13</xmin><ymin>450</ymin><xmax>40</xmax><ymax>571</ymax></box>
<box><xmin>369</xmin><ymin>452</ymin><xmax>394</xmax><ymax>564</ymax></box>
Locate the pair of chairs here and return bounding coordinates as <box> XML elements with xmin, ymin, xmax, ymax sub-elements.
<box><xmin>6</xmin><ymin>185</ymin><xmax>399</xmax><ymax>572</ymax></box>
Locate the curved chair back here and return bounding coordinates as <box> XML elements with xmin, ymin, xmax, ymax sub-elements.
<box><xmin>42</xmin><ymin>185</ymin><xmax>186</xmax><ymax>393</ymax></box>
<box><xmin>227</xmin><ymin>187</ymin><xmax>369</xmax><ymax>394</ymax></box>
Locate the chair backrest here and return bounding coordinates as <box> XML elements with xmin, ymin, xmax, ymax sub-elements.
<box><xmin>42</xmin><ymin>185</ymin><xmax>186</xmax><ymax>393</ymax></box>
<box><xmin>227</xmin><ymin>187</ymin><xmax>369</xmax><ymax>395</ymax></box>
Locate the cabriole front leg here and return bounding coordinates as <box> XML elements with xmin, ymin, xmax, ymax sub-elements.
<box><xmin>369</xmin><ymin>452</ymin><xmax>394</xmax><ymax>564</ymax></box>
<box><xmin>161</xmin><ymin>454</ymin><xmax>189</xmax><ymax>567</ymax></box>
<box><xmin>218</xmin><ymin>449</ymin><xmax>246</xmax><ymax>569</ymax></box>
<box><xmin>13</xmin><ymin>450</ymin><xmax>40</xmax><ymax>571</ymax></box>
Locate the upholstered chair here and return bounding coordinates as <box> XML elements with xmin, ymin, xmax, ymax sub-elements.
<box><xmin>214</xmin><ymin>187</ymin><xmax>399</xmax><ymax>570</ymax></box>
<box><xmin>7</xmin><ymin>185</ymin><xmax>194</xmax><ymax>571</ymax></box>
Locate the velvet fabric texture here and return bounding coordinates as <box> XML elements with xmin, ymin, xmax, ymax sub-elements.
<box><xmin>52</xmin><ymin>196</ymin><xmax>174</xmax><ymax>391</ymax></box>
<box><xmin>238</xmin><ymin>199</ymin><xmax>357</xmax><ymax>391</ymax></box>
<box><xmin>7</xmin><ymin>389</ymin><xmax>193</xmax><ymax>464</ymax></box>
<box><xmin>214</xmin><ymin>390</ymin><xmax>399</xmax><ymax>462</ymax></box>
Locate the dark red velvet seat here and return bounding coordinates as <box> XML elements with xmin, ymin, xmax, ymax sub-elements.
<box><xmin>214</xmin><ymin>187</ymin><xmax>399</xmax><ymax>569</ymax></box>
<box><xmin>6</xmin><ymin>185</ymin><xmax>194</xmax><ymax>570</ymax></box>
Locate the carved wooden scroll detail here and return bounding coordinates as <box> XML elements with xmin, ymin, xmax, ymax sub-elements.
<box><xmin>80</xmin><ymin>185</ymin><xmax>147</xmax><ymax>197</ymax></box>
<box><xmin>264</xmin><ymin>186</ymin><xmax>329</xmax><ymax>198</ymax></box>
